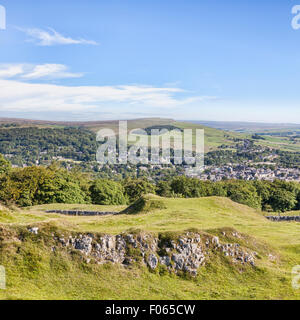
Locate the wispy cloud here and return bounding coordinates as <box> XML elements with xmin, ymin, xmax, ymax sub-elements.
<box><xmin>0</xmin><ymin>64</ymin><xmax>83</xmax><ymax>80</ymax></box>
<box><xmin>18</xmin><ymin>27</ymin><xmax>98</xmax><ymax>46</ymax></box>
<box><xmin>21</xmin><ymin>64</ymin><xmax>83</xmax><ymax>80</ymax></box>
<box><xmin>0</xmin><ymin>79</ymin><xmax>214</xmax><ymax>113</ymax></box>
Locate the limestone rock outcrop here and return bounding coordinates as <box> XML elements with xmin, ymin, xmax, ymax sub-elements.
<box><xmin>50</xmin><ymin>230</ymin><xmax>257</xmax><ymax>276</ymax></box>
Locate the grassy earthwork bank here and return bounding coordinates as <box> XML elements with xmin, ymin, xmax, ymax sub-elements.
<box><xmin>0</xmin><ymin>195</ymin><xmax>299</xmax><ymax>300</ymax></box>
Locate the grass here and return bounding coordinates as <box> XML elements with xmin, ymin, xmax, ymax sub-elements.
<box><xmin>121</xmin><ymin>194</ymin><xmax>167</xmax><ymax>214</ymax></box>
<box><xmin>281</xmin><ymin>211</ymin><xmax>300</xmax><ymax>217</ymax></box>
<box><xmin>0</xmin><ymin>196</ymin><xmax>299</xmax><ymax>300</ymax></box>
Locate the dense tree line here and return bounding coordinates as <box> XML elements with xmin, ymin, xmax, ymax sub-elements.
<box><xmin>160</xmin><ymin>176</ymin><xmax>300</xmax><ymax>212</ymax></box>
<box><xmin>0</xmin><ymin>154</ymin><xmax>299</xmax><ymax>212</ymax></box>
<box><xmin>0</xmin><ymin>127</ymin><xmax>97</xmax><ymax>166</ymax></box>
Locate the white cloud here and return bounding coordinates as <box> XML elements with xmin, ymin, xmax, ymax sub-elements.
<box><xmin>0</xmin><ymin>64</ymin><xmax>24</xmax><ymax>78</ymax></box>
<box><xmin>18</xmin><ymin>27</ymin><xmax>98</xmax><ymax>46</ymax></box>
<box><xmin>0</xmin><ymin>78</ymin><xmax>214</xmax><ymax>113</ymax></box>
<box><xmin>21</xmin><ymin>64</ymin><xmax>83</xmax><ymax>79</ymax></box>
<box><xmin>0</xmin><ymin>64</ymin><xmax>83</xmax><ymax>80</ymax></box>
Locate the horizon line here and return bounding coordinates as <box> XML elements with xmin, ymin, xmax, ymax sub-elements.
<box><xmin>0</xmin><ymin>116</ymin><xmax>300</xmax><ymax>126</ymax></box>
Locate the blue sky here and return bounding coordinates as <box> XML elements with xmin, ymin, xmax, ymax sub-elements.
<box><xmin>0</xmin><ymin>0</ymin><xmax>299</xmax><ymax>122</ymax></box>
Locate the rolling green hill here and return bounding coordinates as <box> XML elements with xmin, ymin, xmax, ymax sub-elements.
<box><xmin>0</xmin><ymin>195</ymin><xmax>299</xmax><ymax>300</ymax></box>
<box><xmin>0</xmin><ymin>118</ymin><xmax>247</xmax><ymax>159</ymax></box>
<box><xmin>1</xmin><ymin>117</ymin><xmax>299</xmax><ymax>153</ymax></box>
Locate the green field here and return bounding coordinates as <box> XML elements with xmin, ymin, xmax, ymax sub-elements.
<box><xmin>0</xmin><ymin>196</ymin><xmax>299</xmax><ymax>300</ymax></box>
<box><xmin>257</xmin><ymin>135</ymin><xmax>300</xmax><ymax>152</ymax></box>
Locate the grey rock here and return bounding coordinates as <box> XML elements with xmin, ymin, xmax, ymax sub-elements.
<box><xmin>147</xmin><ymin>254</ymin><xmax>158</xmax><ymax>269</ymax></box>
<box><xmin>160</xmin><ymin>256</ymin><xmax>171</xmax><ymax>266</ymax></box>
<box><xmin>172</xmin><ymin>254</ymin><xmax>185</xmax><ymax>270</ymax></box>
<box><xmin>212</xmin><ymin>236</ymin><xmax>220</xmax><ymax>246</ymax></box>
<box><xmin>51</xmin><ymin>231</ymin><xmax>256</xmax><ymax>276</ymax></box>
<box><xmin>28</xmin><ymin>227</ymin><xmax>39</xmax><ymax>235</ymax></box>
<box><xmin>74</xmin><ymin>235</ymin><xmax>93</xmax><ymax>254</ymax></box>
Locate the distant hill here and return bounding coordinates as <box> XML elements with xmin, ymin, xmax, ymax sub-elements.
<box><xmin>1</xmin><ymin>117</ymin><xmax>299</xmax><ymax>155</ymax></box>
<box><xmin>186</xmin><ymin>120</ymin><xmax>300</xmax><ymax>133</ymax></box>
<box><xmin>0</xmin><ymin>117</ymin><xmax>246</xmax><ymax>153</ymax></box>
<box><xmin>0</xmin><ymin>117</ymin><xmax>174</xmax><ymax>129</ymax></box>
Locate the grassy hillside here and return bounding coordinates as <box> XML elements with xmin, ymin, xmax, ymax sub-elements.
<box><xmin>174</xmin><ymin>121</ymin><xmax>245</xmax><ymax>152</ymax></box>
<box><xmin>0</xmin><ymin>117</ymin><xmax>247</xmax><ymax>153</ymax></box>
<box><xmin>0</xmin><ymin>196</ymin><xmax>299</xmax><ymax>300</ymax></box>
<box><xmin>257</xmin><ymin>135</ymin><xmax>300</xmax><ymax>152</ymax></box>
<box><xmin>186</xmin><ymin>120</ymin><xmax>300</xmax><ymax>152</ymax></box>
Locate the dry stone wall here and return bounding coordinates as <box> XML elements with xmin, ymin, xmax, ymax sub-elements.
<box><xmin>46</xmin><ymin>210</ymin><xmax>118</xmax><ymax>216</ymax></box>
<box><xmin>266</xmin><ymin>216</ymin><xmax>300</xmax><ymax>222</ymax></box>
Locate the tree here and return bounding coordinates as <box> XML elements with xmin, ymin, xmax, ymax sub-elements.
<box><xmin>37</xmin><ymin>172</ymin><xmax>87</xmax><ymax>205</ymax></box>
<box><xmin>0</xmin><ymin>166</ymin><xmax>48</xmax><ymax>206</ymax></box>
<box><xmin>269</xmin><ymin>188</ymin><xmax>297</xmax><ymax>213</ymax></box>
<box><xmin>90</xmin><ymin>179</ymin><xmax>127</xmax><ymax>205</ymax></box>
<box><xmin>123</xmin><ymin>178</ymin><xmax>156</xmax><ymax>202</ymax></box>
<box><xmin>211</xmin><ymin>182</ymin><xmax>227</xmax><ymax>197</ymax></box>
<box><xmin>252</xmin><ymin>180</ymin><xmax>271</xmax><ymax>211</ymax></box>
<box><xmin>156</xmin><ymin>181</ymin><xmax>172</xmax><ymax>197</ymax></box>
<box><xmin>170</xmin><ymin>176</ymin><xmax>193</xmax><ymax>197</ymax></box>
<box><xmin>225</xmin><ymin>181</ymin><xmax>261</xmax><ymax>209</ymax></box>
<box><xmin>0</xmin><ymin>154</ymin><xmax>11</xmax><ymax>175</ymax></box>
<box><xmin>170</xmin><ymin>177</ymin><xmax>216</xmax><ymax>198</ymax></box>
<box><xmin>0</xmin><ymin>165</ymin><xmax>87</xmax><ymax>207</ymax></box>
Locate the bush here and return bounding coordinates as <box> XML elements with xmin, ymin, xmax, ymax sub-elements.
<box><xmin>90</xmin><ymin>179</ymin><xmax>127</xmax><ymax>205</ymax></box>
<box><xmin>123</xmin><ymin>179</ymin><xmax>156</xmax><ymax>203</ymax></box>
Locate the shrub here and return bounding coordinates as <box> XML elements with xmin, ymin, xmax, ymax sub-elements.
<box><xmin>123</xmin><ymin>178</ymin><xmax>156</xmax><ymax>202</ymax></box>
<box><xmin>90</xmin><ymin>179</ymin><xmax>127</xmax><ymax>205</ymax></box>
